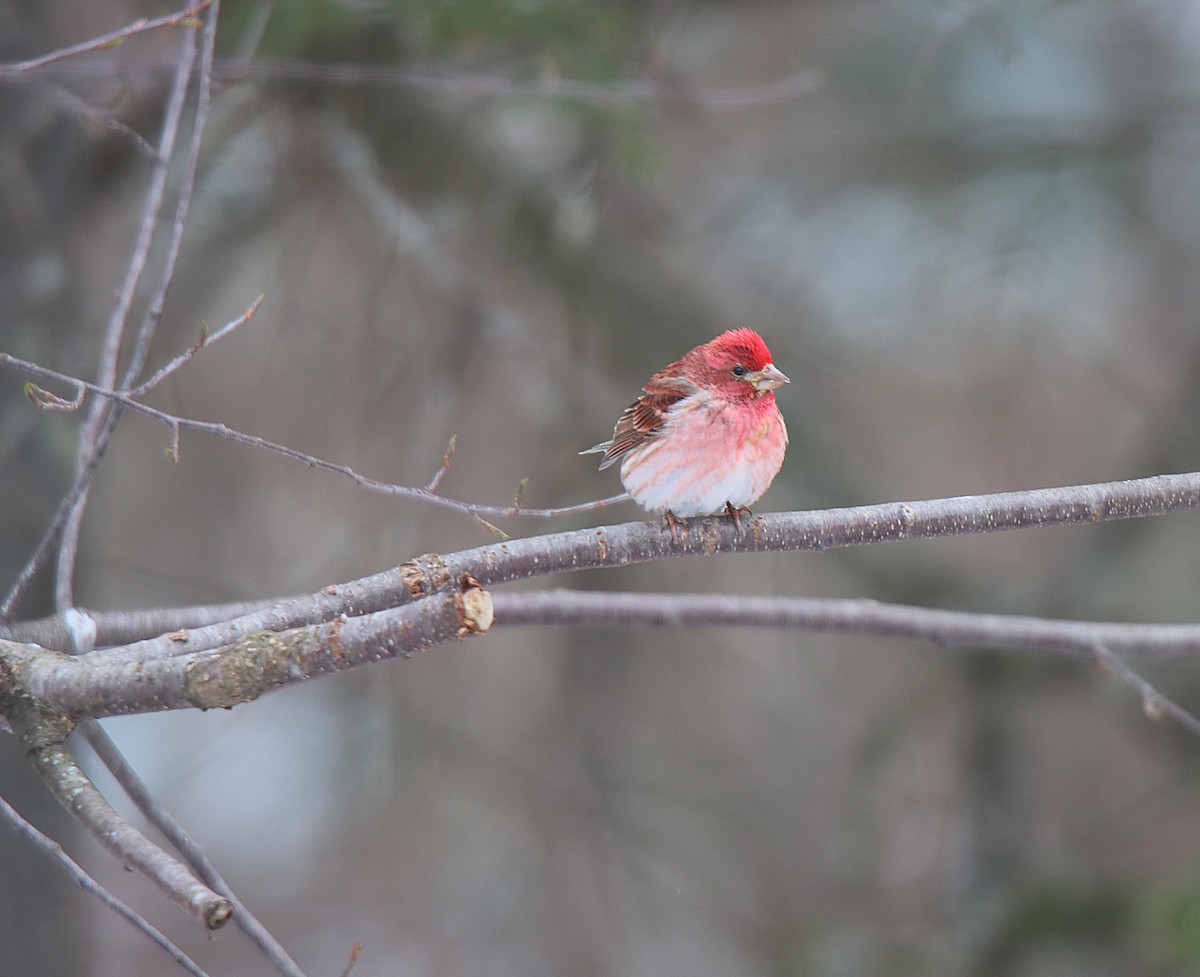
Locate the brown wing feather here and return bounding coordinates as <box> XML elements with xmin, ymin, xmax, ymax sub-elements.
<box><xmin>592</xmin><ymin>373</ymin><xmax>697</xmax><ymax>470</ymax></box>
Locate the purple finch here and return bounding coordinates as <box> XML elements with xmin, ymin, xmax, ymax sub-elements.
<box><xmin>583</xmin><ymin>328</ymin><xmax>789</xmax><ymax>521</ymax></box>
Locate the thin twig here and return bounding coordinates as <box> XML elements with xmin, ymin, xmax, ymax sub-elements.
<box><xmin>1091</xmin><ymin>642</ymin><xmax>1200</xmax><ymax>735</ymax></box>
<box><xmin>131</xmin><ymin>296</ymin><xmax>264</xmax><ymax>397</ymax></box>
<box><xmin>0</xmin><ymin>353</ymin><xmax>630</xmax><ymax>520</ymax></box>
<box><xmin>0</xmin><ymin>1</ymin><xmax>230</xmax><ymax>620</ymax></box>
<box><xmin>55</xmin><ymin>26</ymin><xmax>199</xmax><ymax>611</ymax></box>
<box><xmin>0</xmin><ymin>1</ymin><xmax>212</xmax><ymax>74</ymax></box>
<box><xmin>2</xmin><ymin>442</ymin><xmax>102</xmax><ymax>619</ymax></box>
<box><xmin>40</xmin><ymin>85</ymin><xmax>158</xmax><ymax>157</ymax></box>
<box><xmin>80</xmin><ymin>721</ymin><xmax>309</xmax><ymax>977</ymax></box>
<box><xmin>425</xmin><ymin>433</ymin><xmax>456</xmax><ymax>492</ymax></box>
<box><xmin>120</xmin><ymin>0</ymin><xmax>223</xmax><ymax>394</ymax></box>
<box><xmin>0</xmin><ymin>795</ymin><xmax>211</xmax><ymax>977</ymax></box>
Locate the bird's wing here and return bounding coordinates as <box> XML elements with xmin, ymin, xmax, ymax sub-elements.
<box><xmin>592</xmin><ymin>373</ymin><xmax>697</xmax><ymax>470</ymax></box>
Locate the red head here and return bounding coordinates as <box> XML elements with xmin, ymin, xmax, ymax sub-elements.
<box><xmin>686</xmin><ymin>328</ymin><xmax>789</xmax><ymax>400</ymax></box>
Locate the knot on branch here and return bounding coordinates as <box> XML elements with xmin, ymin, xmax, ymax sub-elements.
<box><xmin>455</xmin><ymin>574</ymin><xmax>493</xmax><ymax>637</ymax></box>
<box><xmin>183</xmin><ymin>631</ymin><xmax>294</xmax><ymax>711</ymax></box>
<box><xmin>399</xmin><ymin>552</ymin><xmax>451</xmax><ymax>598</ymax></box>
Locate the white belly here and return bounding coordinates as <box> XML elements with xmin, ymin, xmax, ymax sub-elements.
<box><xmin>620</xmin><ymin>405</ymin><xmax>787</xmax><ymax>516</ymax></box>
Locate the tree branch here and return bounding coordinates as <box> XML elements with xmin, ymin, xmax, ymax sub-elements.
<box><xmin>0</xmin><ymin>352</ymin><xmax>630</xmax><ymax>522</ymax></box>
<box><xmin>0</xmin><ymin>470</ymin><xmax>1191</xmax><ymax>674</ymax></box>
<box><xmin>491</xmin><ymin>590</ymin><xmax>1200</xmax><ymax>662</ymax></box>
<box><xmin>14</xmin><ymin>578</ymin><xmax>493</xmax><ymax>719</ymax></box>
<box><xmin>0</xmin><ymin>794</ymin><xmax>211</xmax><ymax>977</ymax></box>
<box><xmin>54</xmin><ymin>25</ymin><xmax>201</xmax><ymax>611</ymax></box>
<box><xmin>0</xmin><ymin>2</ymin><xmax>212</xmax><ymax>74</ymax></box>
<box><xmin>27</xmin><ymin>739</ymin><xmax>232</xmax><ymax>928</ymax></box>
<box><xmin>1091</xmin><ymin>643</ymin><xmax>1200</xmax><ymax>735</ymax></box>
<box><xmin>131</xmin><ymin>295</ymin><xmax>264</xmax><ymax>398</ymax></box>
<box><xmin>493</xmin><ymin>592</ymin><xmax>1200</xmax><ymax>736</ymax></box>
<box><xmin>80</xmin><ymin>722</ymin><xmax>309</xmax><ymax>977</ymax></box>
<box><xmin>0</xmin><ymin>600</ymin><xmax>276</xmax><ymax>651</ymax></box>
<box><xmin>1</xmin><ymin>651</ymin><xmax>232</xmax><ymax>929</ymax></box>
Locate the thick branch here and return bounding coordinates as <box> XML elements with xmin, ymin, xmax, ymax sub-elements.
<box><xmin>16</xmin><ymin>580</ymin><xmax>492</xmax><ymax>719</ymax></box>
<box><xmin>385</xmin><ymin>470</ymin><xmax>1200</xmax><ymax>598</ymax></box>
<box><xmin>25</xmin><ymin>471</ymin><xmax>1200</xmax><ymax>670</ymax></box>
<box><xmin>2</xmin><ymin>633</ymin><xmax>232</xmax><ymax>929</ymax></box>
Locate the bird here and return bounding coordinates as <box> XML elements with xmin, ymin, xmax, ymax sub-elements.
<box><xmin>582</xmin><ymin>328</ymin><xmax>789</xmax><ymax>530</ymax></box>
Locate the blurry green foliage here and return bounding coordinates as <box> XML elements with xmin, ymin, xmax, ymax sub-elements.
<box><xmin>980</xmin><ymin>878</ymin><xmax>1132</xmax><ymax>974</ymax></box>
<box><xmin>219</xmin><ymin>0</ymin><xmax>644</xmax><ymax>78</ymax></box>
<box><xmin>1139</xmin><ymin>875</ymin><xmax>1200</xmax><ymax>972</ymax></box>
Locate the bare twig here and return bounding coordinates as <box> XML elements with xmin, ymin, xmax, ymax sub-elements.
<box><xmin>24</xmin><ymin>381</ymin><xmax>83</xmax><ymax>412</ymax></box>
<box><xmin>0</xmin><ymin>353</ymin><xmax>630</xmax><ymax>521</ymax></box>
<box><xmin>55</xmin><ymin>27</ymin><xmax>199</xmax><ymax>611</ymax></box>
<box><xmin>120</xmin><ymin>0</ymin><xmax>223</xmax><ymax>394</ymax></box>
<box><xmin>2</xmin><ymin>453</ymin><xmax>96</xmax><ymax>618</ymax></box>
<box><xmin>80</xmin><ymin>722</ymin><xmax>309</xmax><ymax>977</ymax></box>
<box><xmin>223</xmin><ymin>60</ymin><xmax>824</xmax><ymax>109</ymax></box>
<box><xmin>231</xmin><ymin>0</ymin><xmax>276</xmax><ymax>63</ymax></box>
<box><xmin>1091</xmin><ymin>643</ymin><xmax>1200</xmax><ymax>735</ymax></box>
<box><xmin>40</xmin><ymin>85</ymin><xmax>158</xmax><ymax>157</ymax></box>
<box><xmin>338</xmin><ymin>944</ymin><xmax>363</xmax><ymax>977</ymax></box>
<box><xmin>425</xmin><ymin>433</ymin><xmax>456</xmax><ymax>492</ymax></box>
<box><xmin>131</xmin><ymin>296</ymin><xmax>264</xmax><ymax>397</ymax></box>
<box><xmin>5</xmin><ymin>1</ymin><xmax>224</xmax><ymax>619</ymax></box>
<box><xmin>0</xmin><ymin>2</ymin><xmax>212</xmax><ymax>74</ymax></box>
<box><xmin>0</xmin><ymin>795</ymin><xmax>211</xmax><ymax>977</ymax></box>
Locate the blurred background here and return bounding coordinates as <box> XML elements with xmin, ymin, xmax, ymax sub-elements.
<box><xmin>3</xmin><ymin>0</ymin><xmax>1200</xmax><ymax>974</ymax></box>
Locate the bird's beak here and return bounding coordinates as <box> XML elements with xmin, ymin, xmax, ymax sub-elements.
<box><xmin>750</xmin><ymin>363</ymin><xmax>789</xmax><ymax>393</ymax></box>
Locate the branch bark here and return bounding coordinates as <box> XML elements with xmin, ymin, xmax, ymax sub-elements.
<box><xmin>11</xmin><ymin>578</ymin><xmax>493</xmax><ymax>719</ymax></box>
<box><xmin>0</xmin><ymin>794</ymin><xmax>211</xmax><ymax>977</ymax></box>
<box><xmin>490</xmin><ymin>590</ymin><xmax>1200</xmax><ymax>661</ymax></box>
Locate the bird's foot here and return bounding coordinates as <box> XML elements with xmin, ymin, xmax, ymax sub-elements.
<box><xmin>724</xmin><ymin>501</ymin><xmax>752</xmax><ymax>533</ymax></box>
<box><xmin>662</xmin><ymin>509</ymin><xmax>686</xmax><ymax>544</ymax></box>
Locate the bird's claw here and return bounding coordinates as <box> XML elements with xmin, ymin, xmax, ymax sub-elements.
<box><xmin>724</xmin><ymin>501</ymin><xmax>752</xmax><ymax>533</ymax></box>
<box><xmin>662</xmin><ymin>509</ymin><xmax>686</xmax><ymax>544</ymax></box>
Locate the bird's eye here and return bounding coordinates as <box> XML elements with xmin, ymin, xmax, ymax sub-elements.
<box><xmin>732</xmin><ymin>365</ymin><xmax>747</xmax><ymax>377</ymax></box>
